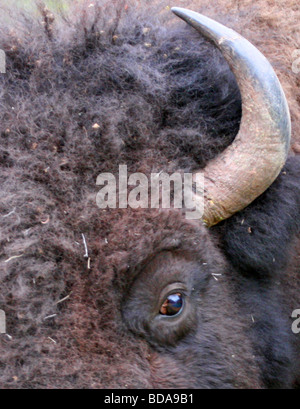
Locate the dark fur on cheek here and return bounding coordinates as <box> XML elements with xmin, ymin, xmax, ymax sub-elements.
<box><xmin>218</xmin><ymin>157</ymin><xmax>300</xmax><ymax>278</ymax></box>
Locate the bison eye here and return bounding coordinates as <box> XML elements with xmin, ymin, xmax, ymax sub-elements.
<box><xmin>159</xmin><ymin>293</ymin><xmax>183</xmax><ymax>316</ymax></box>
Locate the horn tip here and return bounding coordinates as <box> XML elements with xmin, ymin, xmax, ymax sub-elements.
<box><xmin>171</xmin><ymin>6</ymin><xmax>181</xmax><ymax>12</ymax></box>
<box><xmin>171</xmin><ymin>7</ymin><xmax>189</xmax><ymax>16</ymax></box>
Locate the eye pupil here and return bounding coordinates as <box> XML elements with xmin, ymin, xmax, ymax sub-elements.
<box><xmin>160</xmin><ymin>293</ymin><xmax>183</xmax><ymax>316</ymax></box>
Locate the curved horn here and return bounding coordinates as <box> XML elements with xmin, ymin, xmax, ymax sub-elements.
<box><xmin>172</xmin><ymin>7</ymin><xmax>291</xmax><ymax>227</ymax></box>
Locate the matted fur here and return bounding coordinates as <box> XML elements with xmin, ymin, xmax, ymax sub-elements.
<box><xmin>0</xmin><ymin>0</ymin><xmax>299</xmax><ymax>389</ymax></box>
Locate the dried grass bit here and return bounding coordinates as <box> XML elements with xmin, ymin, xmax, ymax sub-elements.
<box><xmin>82</xmin><ymin>233</ymin><xmax>89</xmax><ymax>258</ymax></box>
<box><xmin>41</xmin><ymin>216</ymin><xmax>50</xmax><ymax>224</ymax></box>
<box><xmin>4</xmin><ymin>254</ymin><xmax>24</xmax><ymax>263</ymax></box>
<box><xmin>55</xmin><ymin>293</ymin><xmax>72</xmax><ymax>305</ymax></box>
<box><xmin>44</xmin><ymin>314</ymin><xmax>57</xmax><ymax>321</ymax></box>
<box><xmin>2</xmin><ymin>208</ymin><xmax>16</xmax><ymax>218</ymax></box>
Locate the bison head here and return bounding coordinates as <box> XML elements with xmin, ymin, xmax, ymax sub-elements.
<box><xmin>0</xmin><ymin>1</ymin><xmax>299</xmax><ymax>389</ymax></box>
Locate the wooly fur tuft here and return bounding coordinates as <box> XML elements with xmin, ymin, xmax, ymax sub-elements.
<box><xmin>0</xmin><ymin>0</ymin><xmax>299</xmax><ymax>389</ymax></box>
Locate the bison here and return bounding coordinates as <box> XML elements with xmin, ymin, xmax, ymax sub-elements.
<box><xmin>0</xmin><ymin>0</ymin><xmax>299</xmax><ymax>389</ymax></box>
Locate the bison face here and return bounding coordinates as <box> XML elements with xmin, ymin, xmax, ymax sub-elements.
<box><xmin>0</xmin><ymin>1</ymin><xmax>299</xmax><ymax>389</ymax></box>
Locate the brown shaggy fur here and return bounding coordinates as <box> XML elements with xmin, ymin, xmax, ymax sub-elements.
<box><xmin>0</xmin><ymin>0</ymin><xmax>299</xmax><ymax>389</ymax></box>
